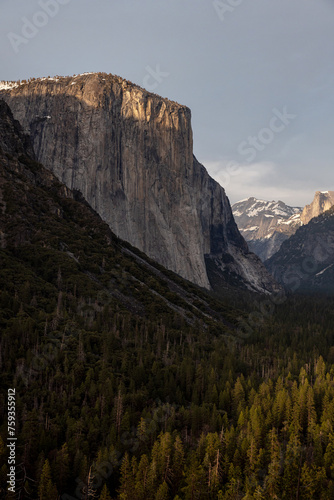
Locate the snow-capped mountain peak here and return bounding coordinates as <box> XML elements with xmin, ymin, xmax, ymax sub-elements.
<box><xmin>232</xmin><ymin>197</ymin><xmax>303</xmax><ymax>261</ymax></box>
<box><xmin>233</xmin><ymin>197</ymin><xmax>301</xmax><ymax>219</ymax></box>
<box><xmin>233</xmin><ymin>192</ymin><xmax>334</xmax><ymax>262</ymax></box>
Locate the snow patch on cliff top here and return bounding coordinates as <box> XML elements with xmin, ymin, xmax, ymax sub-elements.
<box><xmin>0</xmin><ymin>81</ymin><xmax>20</xmax><ymax>91</ymax></box>
<box><xmin>73</xmin><ymin>73</ymin><xmax>95</xmax><ymax>78</ymax></box>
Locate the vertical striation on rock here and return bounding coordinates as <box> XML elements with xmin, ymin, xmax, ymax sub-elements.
<box><xmin>0</xmin><ymin>73</ymin><xmax>280</xmax><ymax>293</ymax></box>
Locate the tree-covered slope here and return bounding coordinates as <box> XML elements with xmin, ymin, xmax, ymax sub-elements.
<box><xmin>0</xmin><ymin>98</ymin><xmax>241</xmax><ymax>336</ymax></box>
<box><xmin>1</xmin><ymin>99</ymin><xmax>334</xmax><ymax>499</ymax></box>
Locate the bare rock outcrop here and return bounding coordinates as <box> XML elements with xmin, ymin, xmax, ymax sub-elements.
<box><xmin>301</xmin><ymin>191</ymin><xmax>334</xmax><ymax>225</ymax></box>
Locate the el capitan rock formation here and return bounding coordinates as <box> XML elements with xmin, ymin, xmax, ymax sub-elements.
<box><xmin>0</xmin><ymin>73</ymin><xmax>280</xmax><ymax>294</ymax></box>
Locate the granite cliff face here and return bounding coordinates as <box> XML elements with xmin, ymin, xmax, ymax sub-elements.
<box><xmin>301</xmin><ymin>191</ymin><xmax>334</xmax><ymax>225</ymax></box>
<box><xmin>0</xmin><ymin>97</ymin><xmax>245</xmax><ymax>326</ymax></box>
<box><xmin>0</xmin><ymin>74</ymin><xmax>279</xmax><ymax>293</ymax></box>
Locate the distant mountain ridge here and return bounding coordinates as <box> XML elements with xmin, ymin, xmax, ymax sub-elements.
<box><xmin>0</xmin><ymin>73</ymin><xmax>280</xmax><ymax>294</ymax></box>
<box><xmin>232</xmin><ymin>197</ymin><xmax>302</xmax><ymax>261</ymax></box>
<box><xmin>266</xmin><ymin>206</ymin><xmax>334</xmax><ymax>293</ymax></box>
<box><xmin>233</xmin><ymin>191</ymin><xmax>334</xmax><ymax>262</ymax></box>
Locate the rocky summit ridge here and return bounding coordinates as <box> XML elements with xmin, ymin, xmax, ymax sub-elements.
<box><xmin>0</xmin><ymin>73</ymin><xmax>280</xmax><ymax>294</ymax></box>
<box><xmin>266</xmin><ymin>206</ymin><xmax>334</xmax><ymax>293</ymax></box>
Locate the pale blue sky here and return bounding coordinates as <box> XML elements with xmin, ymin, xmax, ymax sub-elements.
<box><xmin>1</xmin><ymin>0</ymin><xmax>333</xmax><ymax>206</ymax></box>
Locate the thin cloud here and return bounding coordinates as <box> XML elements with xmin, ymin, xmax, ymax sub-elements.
<box><xmin>205</xmin><ymin>160</ymin><xmax>317</xmax><ymax>207</ymax></box>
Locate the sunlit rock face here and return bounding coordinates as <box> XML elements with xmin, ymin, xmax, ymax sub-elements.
<box><xmin>301</xmin><ymin>191</ymin><xmax>334</xmax><ymax>225</ymax></box>
<box><xmin>0</xmin><ymin>73</ymin><xmax>280</xmax><ymax>293</ymax></box>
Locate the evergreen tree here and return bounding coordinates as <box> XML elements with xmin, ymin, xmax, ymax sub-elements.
<box><xmin>253</xmin><ymin>485</ymin><xmax>266</xmax><ymax>499</ymax></box>
<box><xmin>264</xmin><ymin>429</ymin><xmax>281</xmax><ymax>498</ymax></box>
<box><xmin>182</xmin><ymin>457</ymin><xmax>206</xmax><ymax>500</ymax></box>
<box><xmin>0</xmin><ymin>436</ymin><xmax>5</xmax><ymax>466</ymax></box>
<box><xmin>282</xmin><ymin>434</ymin><xmax>302</xmax><ymax>499</ymax></box>
<box><xmin>155</xmin><ymin>481</ymin><xmax>169</xmax><ymax>500</ymax></box>
<box><xmin>171</xmin><ymin>435</ymin><xmax>185</xmax><ymax>495</ymax></box>
<box><xmin>118</xmin><ymin>453</ymin><xmax>134</xmax><ymax>499</ymax></box>
<box><xmin>135</xmin><ymin>454</ymin><xmax>150</xmax><ymax>500</ymax></box>
<box><xmin>38</xmin><ymin>459</ymin><xmax>58</xmax><ymax>500</ymax></box>
<box><xmin>98</xmin><ymin>484</ymin><xmax>112</xmax><ymax>500</ymax></box>
<box><xmin>300</xmin><ymin>463</ymin><xmax>326</xmax><ymax>500</ymax></box>
<box><xmin>55</xmin><ymin>442</ymin><xmax>70</xmax><ymax>492</ymax></box>
<box><xmin>324</xmin><ymin>433</ymin><xmax>334</xmax><ymax>478</ymax></box>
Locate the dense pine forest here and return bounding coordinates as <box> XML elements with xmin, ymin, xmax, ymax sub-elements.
<box><xmin>1</xmin><ymin>100</ymin><xmax>334</xmax><ymax>499</ymax></box>
<box><xmin>1</xmin><ymin>274</ymin><xmax>334</xmax><ymax>500</ymax></box>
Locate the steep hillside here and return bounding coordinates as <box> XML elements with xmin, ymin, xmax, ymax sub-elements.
<box><xmin>232</xmin><ymin>197</ymin><xmax>302</xmax><ymax>260</ymax></box>
<box><xmin>0</xmin><ymin>98</ymin><xmax>244</xmax><ymax>336</ymax></box>
<box><xmin>266</xmin><ymin>207</ymin><xmax>334</xmax><ymax>293</ymax></box>
<box><xmin>0</xmin><ymin>74</ymin><xmax>279</xmax><ymax>294</ymax></box>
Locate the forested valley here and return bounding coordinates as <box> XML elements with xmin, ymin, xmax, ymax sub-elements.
<box><xmin>1</xmin><ymin>266</ymin><xmax>334</xmax><ymax>500</ymax></box>
<box><xmin>1</xmin><ymin>99</ymin><xmax>334</xmax><ymax>499</ymax></box>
